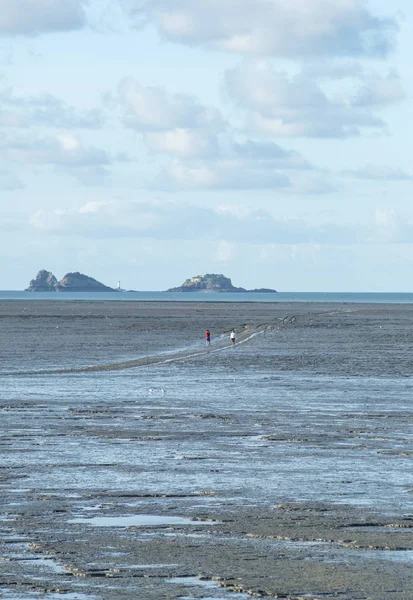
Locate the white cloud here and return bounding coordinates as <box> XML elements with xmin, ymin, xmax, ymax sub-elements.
<box><xmin>286</xmin><ymin>175</ymin><xmax>338</xmax><ymax>195</ymax></box>
<box><xmin>374</xmin><ymin>209</ymin><xmax>408</xmax><ymax>242</ymax></box>
<box><xmin>115</xmin><ymin>77</ymin><xmax>224</xmax><ymax>132</ymax></box>
<box><xmin>351</xmin><ymin>69</ymin><xmax>404</xmax><ymax>107</ymax></box>
<box><xmin>56</xmin><ymin>133</ymin><xmax>81</xmax><ymax>151</ymax></box>
<box><xmin>216</xmin><ymin>240</ymin><xmax>237</xmax><ymax>262</ymax></box>
<box><xmin>224</xmin><ymin>61</ymin><xmax>403</xmax><ymax>138</ymax></box>
<box><xmin>112</xmin><ymin>77</ymin><xmax>226</xmax><ymax>161</ymax></box>
<box><xmin>144</xmin><ymin>129</ymin><xmax>218</xmax><ymax>158</ymax></box>
<box><xmin>0</xmin><ymin>133</ymin><xmax>114</xmax><ymax>185</ymax></box>
<box><xmin>0</xmin><ymin>85</ymin><xmax>103</xmax><ymax>129</ymax></box>
<box><xmin>122</xmin><ymin>0</ymin><xmax>397</xmax><ymax>58</ymax></box>
<box><xmin>0</xmin><ymin>133</ymin><xmax>109</xmax><ymax>167</ymax></box>
<box><xmin>164</xmin><ymin>159</ymin><xmax>291</xmax><ymax>190</ymax></box>
<box><xmin>78</xmin><ymin>201</ymin><xmax>110</xmax><ymax>214</ymax></box>
<box><xmin>24</xmin><ymin>199</ymin><xmax>413</xmax><ymax>257</ymax></box>
<box><xmin>344</xmin><ymin>164</ymin><xmax>413</xmax><ymax>181</ymax></box>
<box><xmin>147</xmin><ymin>137</ymin><xmax>319</xmax><ymax>190</ymax></box>
<box><xmin>30</xmin><ymin>199</ymin><xmax>215</xmax><ymax>239</ymax></box>
<box><xmin>0</xmin><ymin>0</ymin><xmax>88</xmax><ymax>36</ymax></box>
<box><xmin>110</xmin><ymin>76</ymin><xmax>323</xmax><ymax>187</ymax></box>
<box><xmin>216</xmin><ymin>205</ymin><xmax>261</xmax><ymax>219</ymax></box>
<box><xmin>231</xmin><ymin>140</ymin><xmax>309</xmax><ymax>169</ymax></box>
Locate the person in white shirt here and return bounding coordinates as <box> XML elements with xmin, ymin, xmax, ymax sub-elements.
<box><xmin>230</xmin><ymin>329</ymin><xmax>236</xmax><ymax>345</ymax></box>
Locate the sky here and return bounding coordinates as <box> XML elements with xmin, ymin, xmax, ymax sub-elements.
<box><xmin>1</xmin><ymin>0</ymin><xmax>413</xmax><ymax>292</ymax></box>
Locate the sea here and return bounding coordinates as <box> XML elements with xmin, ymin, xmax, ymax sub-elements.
<box><xmin>2</xmin><ymin>290</ymin><xmax>413</xmax><ymax>303</ymax></box>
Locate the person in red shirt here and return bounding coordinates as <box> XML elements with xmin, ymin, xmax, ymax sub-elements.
<box><xmin>205</xmin><ymin>329</ymin><xmax>211</xmax><ymax>346</ymax></box>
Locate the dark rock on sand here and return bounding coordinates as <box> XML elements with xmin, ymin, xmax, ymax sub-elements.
<box><xmin>167</xmin><ymin>273</ymin><xmax>277</xmax><ymax>293</ymax></box>
<box><xmin>26</xmin><ymin>270</ymin><xmax>116</xmax><ymax>292</ymax></box>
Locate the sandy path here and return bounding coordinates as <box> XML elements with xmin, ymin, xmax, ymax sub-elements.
<box><xmin>2</xmin><ymin>316</ymin><xmax>298</xmax><ymax>375</ymax></box>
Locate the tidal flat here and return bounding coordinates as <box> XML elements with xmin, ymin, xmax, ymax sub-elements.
<box><xmin>1</xmin><ymin>300</ymin><xmax>413</xmax><ymax>599</ymax></box>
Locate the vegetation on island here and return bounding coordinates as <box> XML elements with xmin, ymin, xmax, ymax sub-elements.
<box><xmin>167</xmin><ymin>274</ymin><xmax>277</xmax><ymax>293</ymax></box>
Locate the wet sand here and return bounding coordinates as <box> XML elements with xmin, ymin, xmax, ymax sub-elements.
<box><xmin>1</xmin><ymin>301</ymin><xmax>413</xmax><ymax>599</ymax></box>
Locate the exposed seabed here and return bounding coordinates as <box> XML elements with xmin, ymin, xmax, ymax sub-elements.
<box><xmin>1</xmin><ymin>301</ymin><xmax>413</xmax><ymax>599</ymax></box>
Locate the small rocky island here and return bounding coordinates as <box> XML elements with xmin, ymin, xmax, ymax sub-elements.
<box><xmin>26</xmin><ymin>270</ymin><xmax>116</xmax><ymax>292</ymax></box>
<box><xmin>167</xmin><ymin>274</ymin><xmax>277</xmax><ymax>293</ymax></box>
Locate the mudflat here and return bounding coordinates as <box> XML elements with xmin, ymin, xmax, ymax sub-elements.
<box><xmin>1</xmin><ymin>300</ymin><xmax>413</xmax><ymax>599</ymax></box>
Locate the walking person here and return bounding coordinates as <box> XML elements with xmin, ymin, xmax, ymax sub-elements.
<box><xmin>205</xmin><ymin>329</ymin><xmax>211</xmax><ymax>346</ymax></box>
<box><xmin>230</xmin><ymin>329</ymin><xmax>236</xmax><ymax>345</ymax></box>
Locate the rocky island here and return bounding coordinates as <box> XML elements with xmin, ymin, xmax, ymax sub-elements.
<box><xmin>167</xmin><ymin>273</ymin><xmax>277</xmax><ymax>293</ymax></box>
<box><xmin>26</xmin><ymin>270</ymin><xmax>116</xmax><ymax>292</ymax></box>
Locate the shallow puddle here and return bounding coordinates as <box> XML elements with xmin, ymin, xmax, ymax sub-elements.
<box><xmin>70</xmin><ymin>514</ymin><xmax>214</xmax><ymax>527</ymax></box>
<box><xmin>167</xmin><ymin>576</ymin><xmax>250</xmax><ymax>599</ymax></box>
<box><xmin>2</xmin><ymin>555</ymin><xmax>68</xmax><ymax>574</ymax></box>
<box><xmin>1</xmin><ymin>594</ymin><xmax>96</xmax><ymax>600</ymax></box>
<box><xmin>361</xmin><ymin>548</ymin><xmax>413</xmax><ymax>564</ymax></box>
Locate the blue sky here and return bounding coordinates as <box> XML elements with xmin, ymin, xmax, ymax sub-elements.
<box><xmin>1</xmin><ymin>0</ymin><xmax>412</xmax><ymax>291</ymax></box>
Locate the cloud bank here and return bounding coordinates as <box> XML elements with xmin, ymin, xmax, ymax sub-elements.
<box><xmin>31</xmin><ymin>199</ymin><xmax>413</xmax><ymax>247</ymax></box>
<box><xmin>112</xmin><ymin>77</ymin><xmax>323</xmax><ymax>190</ymax></box>
<box><xmin>0</xmin><ymin>0</ymin><xmax>88</xmax><ymax>36</ymax></box>
<box><xmin>0</xmin><ymin>85</ymin><xmax>104</xmax><ymax>129</ymax></box>
<box><xmin>29</xmin><ymin>199</ymin><xmax>363</xmax><ymax>245</ymax></box>
<box><xmin>0</xmin><ymin>133</ymin><xmax>114</xmax><ymax>185</ymax></box>
<box><xmin>343</xmin><ymin>164</ymin><xmax>413</xmax><ymax>181</ymax></box>
<box><xmin>116</xmin><ymin>77</ymin><xmax>224</xmax><ymax>132</ymax></box>
<box><xmin>224</xmin><ymin>62</ymin><xmax>404</xmax><ymax>138</ymax></box>
<box><xmin>121</xmin><ymin>0</ymin><xmax>398</xmax><ymax>58</ymax></box>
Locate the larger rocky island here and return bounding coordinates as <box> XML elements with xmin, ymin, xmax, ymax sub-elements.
<box><xmin>167</xmin><ymin>274</ymin><xmax>277</xmax><ymax>293</ymax></box>
<box><xmin>26</xmin><ymin>270</ymin><xmax>116</xmax><ymax>292</ymax></box>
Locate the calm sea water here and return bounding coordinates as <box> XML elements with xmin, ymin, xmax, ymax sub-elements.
<box><xmin>1</xmin><ymin>290</ymin><xmax>413</xmax><ymax>303</ymax></box>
